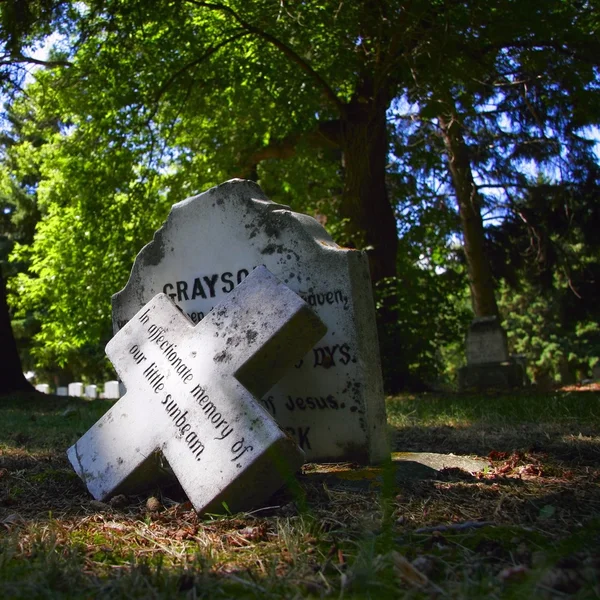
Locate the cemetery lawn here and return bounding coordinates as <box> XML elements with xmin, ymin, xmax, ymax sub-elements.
<box><xmin>1</xmin><ymin>390</ymin><xmax>599</xmax><ymax>599</ymax></box>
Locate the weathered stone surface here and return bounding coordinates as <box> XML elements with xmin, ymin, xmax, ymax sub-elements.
<box><xmin>466</xmin><ymin>317</ymin><xmax>510</xmax><ymax>365</ymax></box>
<box><xmin>57</xmin><ymin>387</ymin><xmax>67</xmax><ymax>396</ymax></box>
<box><xmin>393</xmin><ymin>451</ymin><xmax>488</xmax><ymax>474</ymax></box>
<box><xmin>35</xmin><ymin>384</ymin><xmax>50</xmax><ymax>394</ymax></box>
<box><xmin>461</xmin><ymin>316</ymin><xmax>524</xmax><ymax>391</ymax></box>
<box><xmin>302</xmin><ymin>452</ymin><xmax>489</xmax><ymax>492</ymax></box>
<box><xmin>112</xmin><ymin>179</ymin><xmax>388</xmax><ymax>464</ymax></box>
<box><xmin>68</xmin><ymin>266</ymin><xmax>326</xmax><ymax>514</ymax></box>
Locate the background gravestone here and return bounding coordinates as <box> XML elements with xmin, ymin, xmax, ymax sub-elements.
<box><xmin>112</xmin><ymin>179</ymin><xmax>388</xmax><ymax>464</ymax></box>
<box><xmin>68</xmin><ymin>382</ymin><xmax>83</xmax><ymax>397</ymax></box>
<box><xmin>459</xmin><ymin>316</ymin><xmax>524</xmax><ymax>391</ymax></box>
<box><xmin>84</xmin><ymin>384</ymin><xmax>97</xmax><ymax>399</ymax></box>
<box><xmin>465</xmin><ymin>317</ymin><xmax>509</xmax><ymax>365</ymax></box>
<box><xmin>104</xmin><ymin>381</ymin><xmax>120</xmax><ymax>399</ymax></box>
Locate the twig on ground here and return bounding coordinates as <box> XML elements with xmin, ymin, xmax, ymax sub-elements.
<box><xmin>413</xmin><ymin>520</ymin><xmax>496</xmax><ymax>534</ymax></box>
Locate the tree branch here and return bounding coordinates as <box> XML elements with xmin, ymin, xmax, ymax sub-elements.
<box><xmin>144</xmin><ymin>31</ymin><xmax>251</xmax><ymax>125</ymax></box>
<box><xmin>2</xmin><ymin>53</ymin><xmax>72</xmax><ymax>69</ymax></box>
<box><xmin>237</xmin><ymin>119</ymin><xmax>342</xmax><ymax>178</ymax></box>
<box><xmin>154</xmin><ymin>31</ymin><xmax>250</xmax><ymax>104</ymax></box>
<box><xmin>184</xmin><ymin>0</ymin><xmax>346</xmax><ymax>115</ymax></box>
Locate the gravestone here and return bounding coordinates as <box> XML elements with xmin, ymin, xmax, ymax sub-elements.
<box><xmin>57</xmin><ymin>386</ymin><xmax>67</xmax><ymax>396</ymax></box>
<box><xmin>35</xmin><ymin>384</ymin><xmax>50</xmax><ymax>394</ymax></box>
<box><xmin>68</xmin><ymin>382</ymin><xmax>84</xmax><ymax>397</ymax></box>
<box><xmin>112</xmin><ymin>179</ymin><xmax>387</xmax><ymax>464</ymax></box>
<box><xmin>104</xmin><ymin>381</ymin><xmax>120</xmax><ymax>399</ymax></box>
<box><xmin>466</xmin><ymin>317</ymin><xmax>509</xmax><ymax>365</ymax></box>
<box><xmin>459</xmin><ymin>316</ymin><xmax>524</xmax><ymax>391</ymax></box>
<box><xmin>85</xmin><ymin>384</ymin><xmax>98</xmax><ymax>399</ymax></box>
<box><xmin>68</xmin><ymin>267</ymin><xmax>326</xmax><ymax>514</ymax></box>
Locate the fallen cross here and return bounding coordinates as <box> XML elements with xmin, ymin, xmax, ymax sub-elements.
<box><xmin>68</xmin><ymin>266</ymin><xmax>326</xmax><ymax>514</ymax></box>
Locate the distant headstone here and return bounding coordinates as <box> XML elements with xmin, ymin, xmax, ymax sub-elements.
<box><xmin>104</xmin><ymin>381</ymin><xmax>120</xmax><ymax>399</ymax></box>
<box><xmin>68</xmin><ymin>267</ymin><xmax>326</xmax><ymax>514</ymax></box>
<box><xmin>84</xmin><ymin>384</ymin><xmax>98</xmax><ymax>399</ymax></box>
<box><xmin>466</xmin><ymin>317</ymin><xmax>509</xmax><ymax>365</ymax></box>
<box><xmin>35</xmin><ymin>384</ymin><xmax>50</xmax><ymax>394</ymax></box>
<box><xmin>112</xmin><ymin>179</ymin><xmax>388</xmax><ymax>464</ymax></box>
<box><xmin>68</xmin><ymin>382</ymin><xmax>84</xmax><ymax>397</ymax></box>
<box><xmin>57</xmin><ymin>386</ymin><xmax>68</xmax><ymax>396</ymax></box>
<box><xmin>459</xmin><ymin>316</ymin><xmax>524</xmax><ymax>391</ymax></box>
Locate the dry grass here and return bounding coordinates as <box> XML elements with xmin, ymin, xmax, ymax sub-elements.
<box><xmin>1</xmin><ymin>389</ymin><xmax>599</xmax><ymax>598</ymax></box>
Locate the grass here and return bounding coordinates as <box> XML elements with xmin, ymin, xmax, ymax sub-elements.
<box><xmin>1</xmin><ymin>389</ymin><xmax>599</xmax><ymax>598</ymax></box>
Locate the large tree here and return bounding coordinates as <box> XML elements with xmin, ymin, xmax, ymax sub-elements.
<box><xmin>3</xmin><ymin>0</ymin><xmax>599</xmax><ymax>385</ymax></box>
<box><xmin>0</xmin><ymin>0</ymin><xmax>71</xmax><ymax>393</ymax></box>
<box><xmin>0</xmin><ymin>267</ymin><xmax>32</xmax><ymax>392</ymax></box>
<box><xmin>392</xmin><ymin>0</ymin><xmax>600</xmax><ymax>319</ymax></box>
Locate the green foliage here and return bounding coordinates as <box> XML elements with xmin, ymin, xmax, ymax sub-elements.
<box><xmin>0</xmin><ymin>0</ymin><xmax>599</xmax><ymax>388</ymax></box>
<box><xmin>375</xmin><ymin>218</ymin><xmax>472</xmax><ymax>390</ymax></box>
<box><xmin>491</xmin><ymin>166</ymin><xmax>600</xmax><ymax>385</ymax></box>
<box><xmin>500</xmin><ymin>278</ymin><xmax>600</xmax><ymax>386</ymax></box>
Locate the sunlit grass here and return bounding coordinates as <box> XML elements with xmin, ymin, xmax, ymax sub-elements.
<box><xmin>386</xmin><ymin>390</ymin><xmax>600</xmax><ymax>428</ymax></box>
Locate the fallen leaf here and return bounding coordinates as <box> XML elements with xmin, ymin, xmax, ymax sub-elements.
<box><xmin>498</xmin><ymin>565</ymin><xmax>529</xmax><ymax>582</ymax></box>
<box><xmin>538</xmin><ymin>505</ymin><xmax>556</xmax><ymax>520</ymax></box>
<box><xmin>1</xmin><ymin>513</ymin><xmax>24</xmax><ymax>529</ymax></box>
<box><xmin>392</xmin><ymin>550</ymin><xmax>428</xmax><ymax>587</ymax></box>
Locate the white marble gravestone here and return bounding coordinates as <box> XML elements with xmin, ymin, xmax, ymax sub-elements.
<box><xmin>35</xmin><ymin>384</ymin><xmax>50</xmax><ymax>394</ymax></box>
<box><xmin>68</xmin><ymin>267</ymin><xmax>326</xmax><ymax>514</ymax></box>
<box><xmin>104</xmin><ymin>381</ymin><xmax>120</xmax><ymax>399</ymax></box>
<box><xmin>57</xmin><ymin>386</ymin><xmax>68</xmax><ymax>396</ymax></box>
<box><xmin>68</xmin><ymin>382</ymin><xmax>84</xmax><ymax>397</ymax></box>
<box><xmin>85</xmin><ymin>384</ymin><xmax>98</xmax><ymax>399</ymax></box>
<box><xmin>112</xmin><ymin>179</ymin><xmax>388</xmax><ymax>464</ymax></box>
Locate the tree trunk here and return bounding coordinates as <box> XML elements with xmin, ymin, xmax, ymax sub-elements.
<box><xmin>0</xmin><ymin>266</ymin><xmax>33</xmax><ymax>394</ymax></box>
<box><xmin>438</xmin><ymin>109</ymin><xmax>499</xmax><ymax>318</ymax></box>
<box><xmin>336</xmin><ymin>90</ymin><xmax>417</xmax><ymax>390</ymax></box>
<box><xmin>340</xmin><ymin>93</ymin><xmax>398</xmax><ymax>283</ymax></box>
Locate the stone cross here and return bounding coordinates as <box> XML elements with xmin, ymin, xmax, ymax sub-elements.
<box><xmin>68</xmin><ymin>267</ymin><xmax>326</xmax><ymax>514</ymax></box>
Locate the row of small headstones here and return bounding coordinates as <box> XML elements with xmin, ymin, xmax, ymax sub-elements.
<box><xmin>35</xmin><ymin>381</ymin><xmax>123</xmax><ymax>399</ymax></box>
